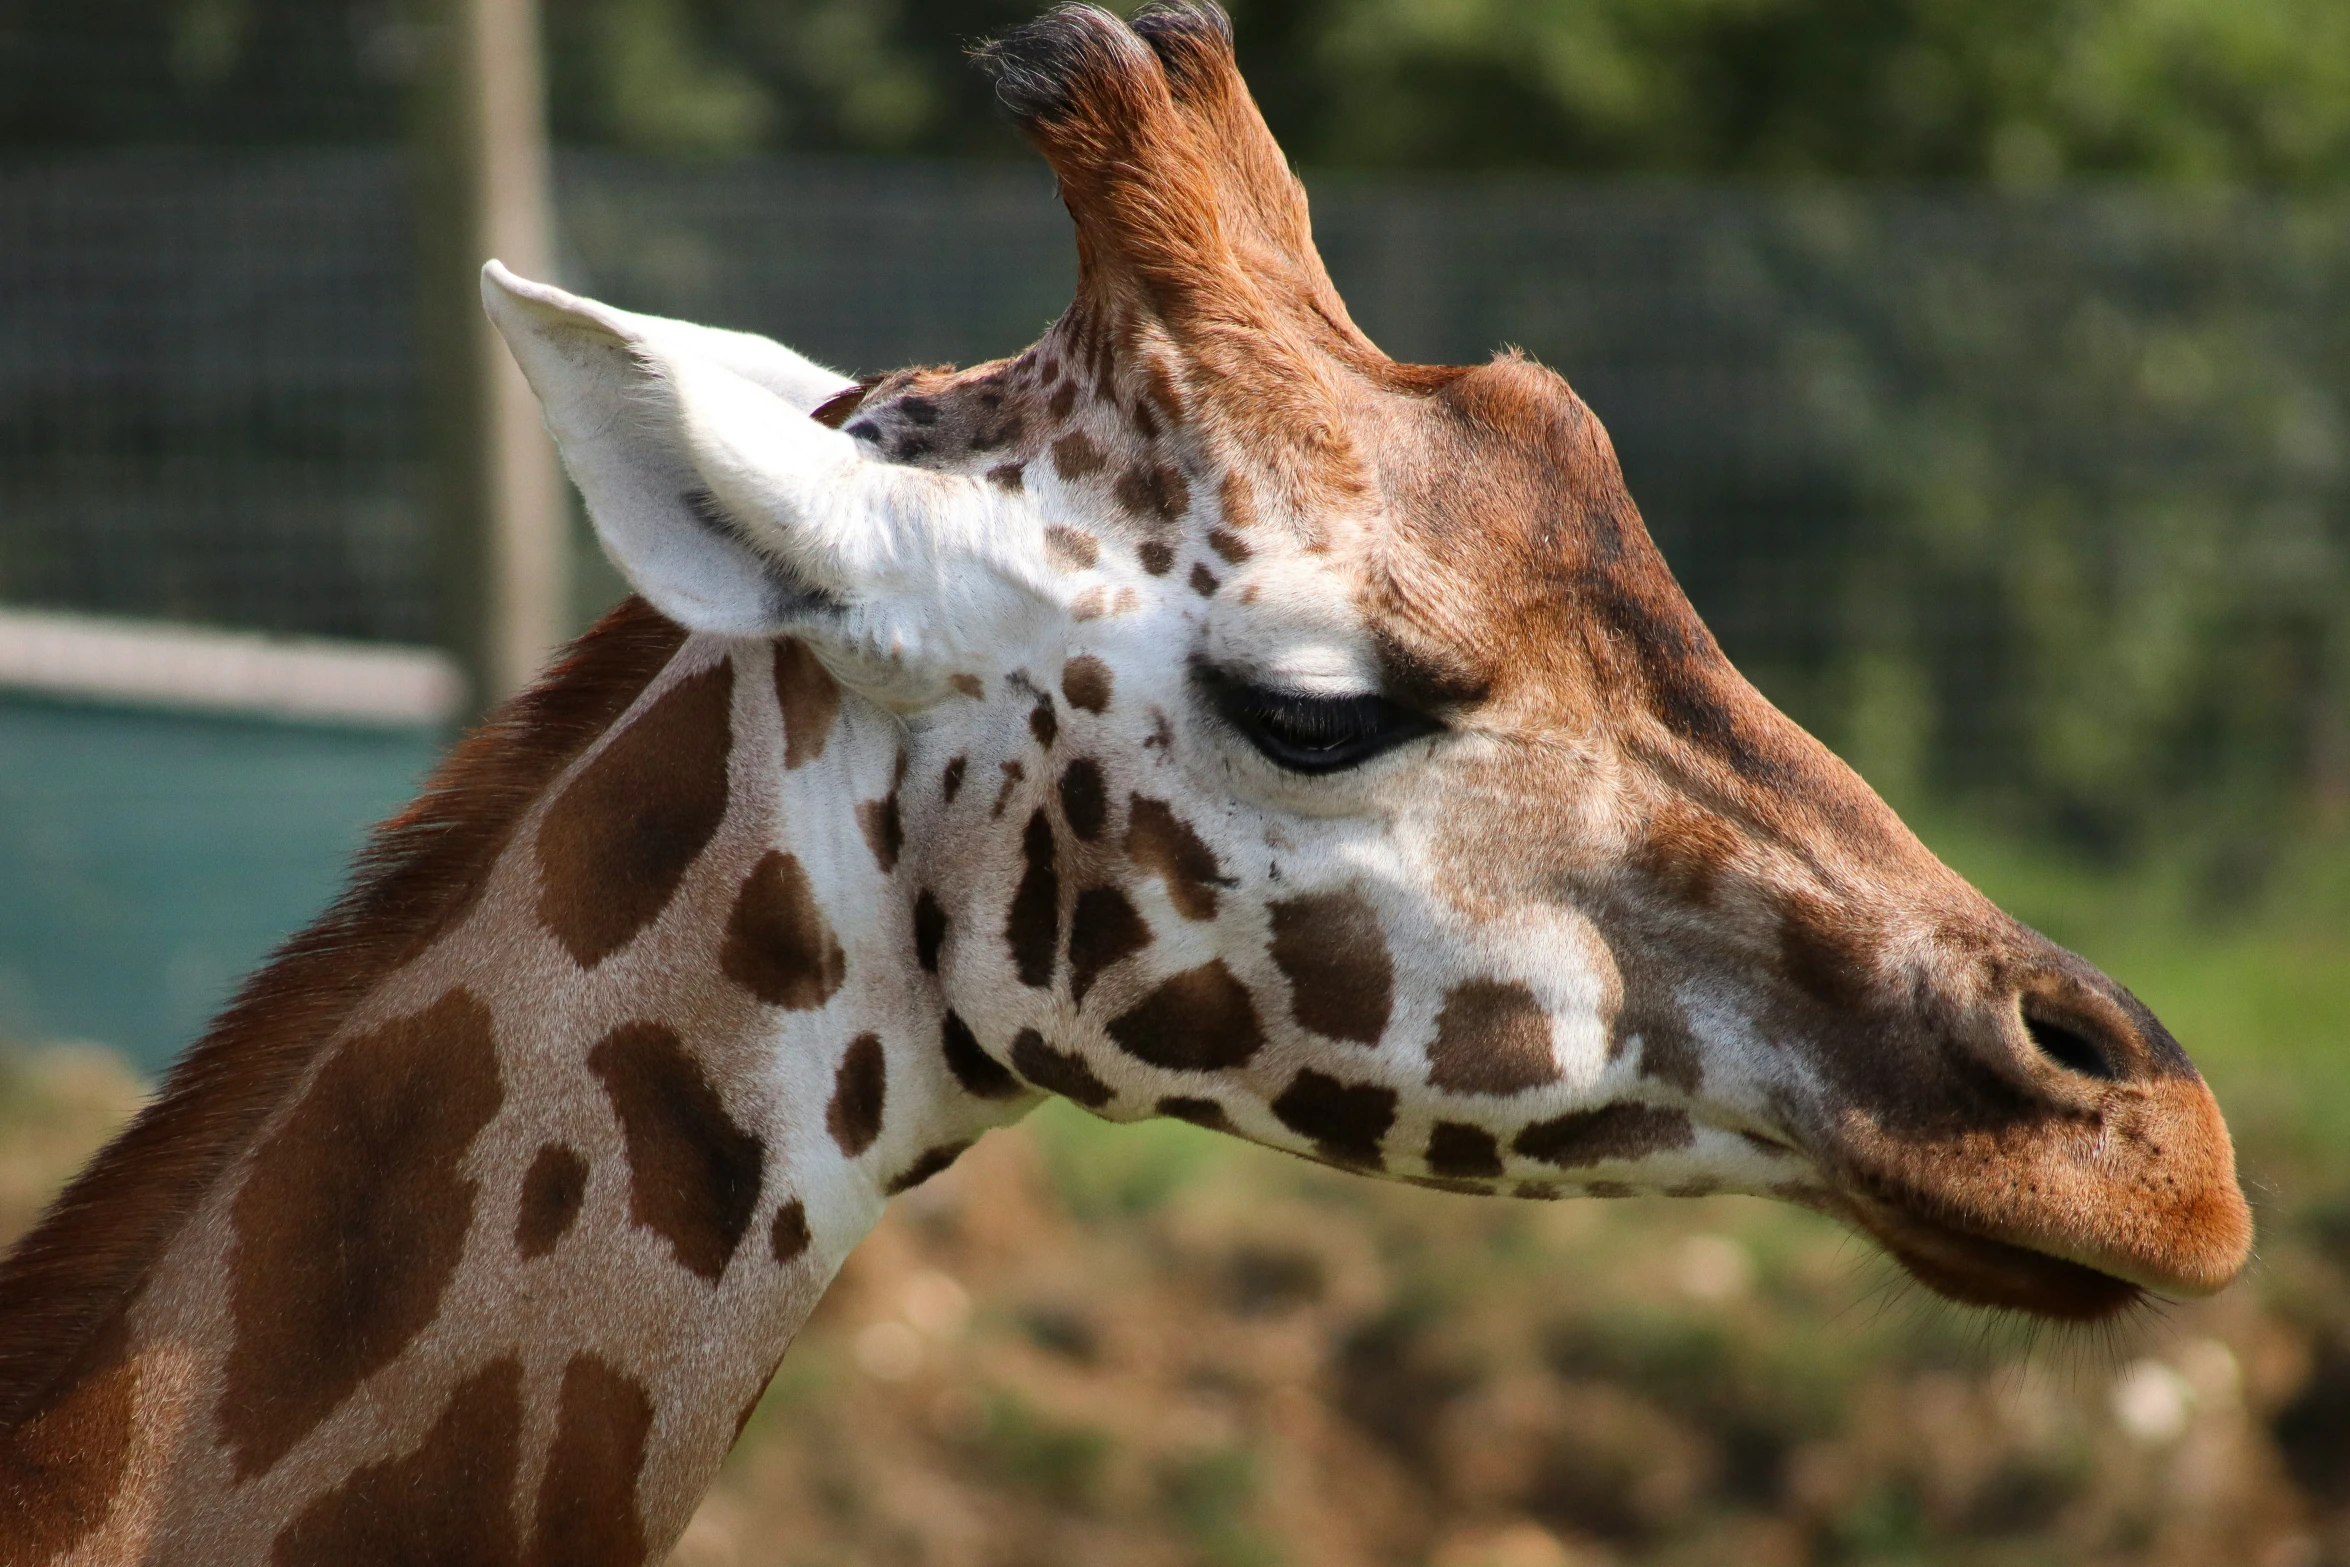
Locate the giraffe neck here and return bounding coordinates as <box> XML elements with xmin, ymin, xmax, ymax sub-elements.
<box><xmin>0</xmin><ymin>604</ymin><xmax>1028</xmax><ymax>1564</ymax></box>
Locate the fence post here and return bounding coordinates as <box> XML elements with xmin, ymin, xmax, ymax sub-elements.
<box><xmin>412</xmin><ymin>0</ymin><xmax>569</xmax><ymax>717</ymax></box>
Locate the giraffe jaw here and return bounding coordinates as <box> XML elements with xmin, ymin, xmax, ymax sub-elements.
<box><xmin>1829</xmin><ymin>1189</ymin><xmax>2148</xmax><ymax>1322</ymax></box>
<box><xmin>1790</xmin><ymin>1072</ymin><xmax>2253</xmax><ymax>1322</ymax></box>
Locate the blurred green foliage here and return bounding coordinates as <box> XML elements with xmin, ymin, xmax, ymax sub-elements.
<box><xmin>2</xmin><ymin>0</ymin><xmax>2345</xmax><ymax>183</ymax></box>
<box><xmin>533</xmin><ymin>0</ymin><xmax>2350</xmax><ymax>181</ymax></box>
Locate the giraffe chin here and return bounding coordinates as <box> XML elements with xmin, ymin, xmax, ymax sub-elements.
<box><xmin>1837</xmin><ymin>1192</ymin><xmax>2145</xmax><ymax>1323</ymax></box>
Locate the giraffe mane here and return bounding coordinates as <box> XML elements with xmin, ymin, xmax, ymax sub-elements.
<box><xmin>0</xmin><ymin>598</ymin><xmax>686</xmax><ymax>1427</ymax></box>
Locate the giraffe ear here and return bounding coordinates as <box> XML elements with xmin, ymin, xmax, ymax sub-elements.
<box><xmin>482</xmin><ymin>263</ymin><xmax>1054</xmax><ymax>687</ymax></box>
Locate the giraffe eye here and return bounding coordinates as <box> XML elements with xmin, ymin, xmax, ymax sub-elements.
<box><xmin>1200</xmin><ymin>669</ymin><xmax>1442</xmax><ymax>775</ymax></box>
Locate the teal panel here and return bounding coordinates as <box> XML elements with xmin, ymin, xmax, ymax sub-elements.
<box><xmin>0</xmin><ymin>697</ymin><xmax>441</xmax><ymax>1075</ymax></box>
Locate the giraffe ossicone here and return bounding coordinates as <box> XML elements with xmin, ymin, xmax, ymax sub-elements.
<box><xmin>0</xmin><ymin>3</ymin><xmax>2251</xmax><ymax>1558</ymax></box>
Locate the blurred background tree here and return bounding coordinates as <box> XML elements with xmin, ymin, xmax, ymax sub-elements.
<box><xmin>544</xmin><ymin>0</ymin><xmax>2350</xmax><ymax>180</ymax></box>
<box><xmin>4</xmin><ymin>0</ymin><xmax>2347</xmax><ymax>182</ymax></box>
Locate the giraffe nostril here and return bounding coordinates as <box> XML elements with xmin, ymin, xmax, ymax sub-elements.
<box><xmin>2022</xmin><ymin>1010</ymin><xmax>2117</xmax><ymax>1081</ymax></box>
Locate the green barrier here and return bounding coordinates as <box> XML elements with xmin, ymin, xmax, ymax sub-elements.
<box><xmin>0</xmin><ymin>696</ymin><xmax>441</xmax><ymax>1074</ymax></box>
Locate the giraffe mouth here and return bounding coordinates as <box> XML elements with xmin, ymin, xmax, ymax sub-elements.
<box><xmin>1833</xmin><ymin>1189</ymin><xmax>2145</xmax><ymax>1322</ymax></box>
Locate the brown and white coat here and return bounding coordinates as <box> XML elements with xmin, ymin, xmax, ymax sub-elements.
<box><xmin>0</xmin><ymin>5</ymin><xmax>2250</xmax><ymax>1561</ymax></box>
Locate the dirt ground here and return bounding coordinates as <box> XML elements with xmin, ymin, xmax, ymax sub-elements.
<box><xmin>4</xmin><ymin>1047</ymin><xmax>2345</xmax><ymax>1567</ymax></box>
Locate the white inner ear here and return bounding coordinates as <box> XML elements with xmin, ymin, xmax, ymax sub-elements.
<box><xmin>618</xmin><ymin>311</ymin><xmax>857</xmax><ymax>416</ymax></box>
<box><xmin>482</xmin><ymin>264</ymin><xmax>824</xmax><ymax>637</ymax></box>
<box><xmin>482</xmin><ymin>263</ymin><xmax>1062</xmax><ymax>698</ymax></box>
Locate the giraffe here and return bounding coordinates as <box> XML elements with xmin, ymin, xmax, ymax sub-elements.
<box><xmin>0</xmin><ymin>4</ymin><xmax>2250</xmax><ymax>1560</ymax></box>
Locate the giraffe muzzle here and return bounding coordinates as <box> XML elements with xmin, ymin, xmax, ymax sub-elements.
<box><xmin>1804</xmin><ymin>966</ymin><xmax>2254</xmax><ymax>1321</ymax></box>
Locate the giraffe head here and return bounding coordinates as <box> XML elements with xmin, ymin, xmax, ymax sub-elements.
<box><xmin>487</xmin><ymin>2</ymin><xmax>2249</xmax><ymax>1321</ymax></box>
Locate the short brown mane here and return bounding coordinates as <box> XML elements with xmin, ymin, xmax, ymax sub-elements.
<box><xmin>0</xmin><ymin>597</ymin><xmax>686</xmax><ymax>1427</ymax></box>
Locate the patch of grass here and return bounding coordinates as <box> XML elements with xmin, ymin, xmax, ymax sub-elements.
<box><xmin>1025</xmin><ymin>1096</ymin><xmax>1232</xmax><ymax>1221</ymax></box>
<box><xmin>1161</xmin><ymin>1447</ymin><xmax>1281</xmax><ymax>1567</ymax></box>
<box><xmin>969</xmin><ymin>1388</ymin><xmax>1112</xmax><ymax>1507</ymax></box>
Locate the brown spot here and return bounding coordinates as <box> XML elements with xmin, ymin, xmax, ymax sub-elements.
<box><xmin>0</xmin><ymin>1323</ymin><xmax>136</xmax><ymax>1563</ymax></box>
<box><xmin>589</xmin><ymin>1021</ymin><xmax>766</xmax><ymax>1282</ymax></box>
<box><xmin>1030</xmin><ymin>698</ymin><xmax>1059</xmax><ymax>749</ymax></box>
<box><xmin>1512</xmin><ymin>1105</ymin><xmax>1695</xmax><ymax>1169</ymax></box>
<box><xmin>1427</xmin><ymin>1122</ymin><xmax>1503</xmax><ymax>1179</ymax></box>
<box><xmin>950</xmin><ymin>673</ymin><xmax>985</xmax><ymax>700</ymax></box>
<box><xmin>528</xmin><ymin>1355</ymin><xmax>654</xmax><ymax>1567</ymax></box>
<box><xmin>221</xmin><ymin>990</ymin><xmax>502</xmax><ymax>1479</ymax></box>
<box><xmin>1006</xmin><ymin>810</ymin><xmax>1059</xmax><ymax>989</ymax></box>
<box><xmin>886</xmin><ymin>1142</ymin><xmax>971</xmax><ymax>1194</ymax></box>
<box><xmin>1776</xmin><ymin>888</ymin><xmax>1881</xmax><ymax>1011</ymax></box>
<box><xmin>1011</xmin><ymin>1029</ymin><xmax>1115</xmax><ymax>1108</ymax></box>
<box><xmin>1630</xmin><ymin>1016</ymin><xmax>1703</xmax><ymax>1094</ymax></box>
<box><xmin>1044</xmin><ymin>525</ymin><xmax>1100</xmax><ymax>570</ymax></box>
<box><xmin>1217</xmin><ymin>470</ymin><xmax>1257</xmax><ymax>529</ymax></box>
<box><xmin>1106</xmin><ymin>961</ymin><xmax>1263</xmax><ymax>1071</ymax></box>
<box><xmin>0</xmin><ymin>598</ymin><xmax>681</xmax><ymax>1439</ymax></box>
<box><xmin>770</xmin><ymin>1200</ymin><xmax>811</xmax><ymax>1265</ymax></box>
<box><xmin>515</xmin><ymin>1144</ymin><xmax>588</xmax><ymax>1260</ymax></box>
<box><xmin>272</xmin><ymin>1359</ymin><xmax>523</xmax><ymax>1567</ymax></box>
<box><xmin>537</xmin><ymin>660</ymin><xmax>733</xmax><ymax>966</ymax></box>
<box><xmin>1114</xmin><ymin>462</ymin><xmax>1189</xmax><ymax>525</ymax></box>
<box><xmin>1059</xmin><ymin>759</ymin><xmax>1108</xmax><ymax>840</ymax></box>
<box><xmin>857</xmin><ymin>789</ymin><xmax>904</xmax><ymax>874</ymax></box>
<box><xmin>1061</xmin><ymin>655</ymin><xmax>1113</xmax><ymax>713</ymax></box>
<box><xmin>1143</xmin><ymin>358</ymin><xmax>1185</xmax><ymax>424</ymax></box>
<box><xmin>810</xmin><ymin>380</ymin><xmax>873</xmax><ymax>428</ymax></box>
<box><xmin>1268</xmin><ymin>890</ymin><xmax>1392</xmax><ymax>1045</ymax></box>
<box><xmin>1051</xmin><ymin>430</ymin><xmax>1105</xmax><ymax>479</ymax></box>
<box><xmin>1131</xmin><ymin>398</ymin><xmax>1158</xmax><ymax>441</ymax></box>
<box><xmin>1126</xmin><ymin>796</ymin><xmax>1225</xmax><ymax>920</ymax></box>
<box><xmin>774</xmin><ymin>639</ymin><xmax>840</xmax><ymax>770</ymax></box>
<box><xmin>941</xmin><ymin>755</ymin><xmax>968</xmax><ymax>803</ymax></box>
<box><xmin>1428</xmin><ymin>980</ymin><xmax>1561</xmax><ymax>1095</ymax></box>
<box><xmin>1515</xmin><ymin>1182</ymin><xmax>1564</xmax><ymax>1201</ymax></box>
<box><xmin>1189</xmin><ymin>563</ymin><xmax>1219</xmax><ymax>597</ymax></box>
<box><xmin>1047</xmin><ymin>381</ymin><xmax>1077</xmax><ymax>421</ymax></box>
<box><xmin>1587</xmin><ymin>1181</ymin><xmax>1636</xmax><ymax>1199</ymax></box>
<box><xmin>826</xmin><ymin>1034</ymin><xmax>887</xmax><ymax>1159</ymax></box>
<box><xmin>992</xmin><ymin>759</ymin><xmax>1025</xmax><ymax>818</ymax></box>
<box><xmin>1156</xmin><ymin>1097</ymin><xmax>1234</xmax><ymax>1132</ymax></box>
<box><xmin>1069</xmin><ymin>885</ymin><xmax>1151</xmax><ymax>1004</ymax></box>
<box><xmin>987</xmin><ymin>462</ymin><xmax>1026</xmax><ymax>491</ymax></box>
<box><xmin>913</xmin><ymin>890</ymin><xmax>948</xmax><ymax>974</ymax></box>
<box><xmin>1271</xmin><ymin>1070</ymin><xmax>1395</xmax><ymax>1169</ymax></box>
<box><xmin>1207</xmin><ymin>528</ymin><xmax>1251</xmax><ymax>564</ymax></box>
<box><xmin>941</xmin><ymin>1012</ymin><xmax>1023</xmax><ymax>1100</ymax></box>
<box><xmin>1070</xmin><ymin>587</ymin><xmax>1110</xmax><ymax>621</ymax></box>
<box><xmin>720</xmin><ymin>851</ymin><xmax>847</xmax><ymax>1011</ymax></box>
<box><xmin>1138</xmin><ymin>540</ymin><xmax>1176</xmax><ymax>575</ymax></box>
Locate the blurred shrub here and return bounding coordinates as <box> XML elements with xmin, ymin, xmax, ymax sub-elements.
<box><xmin>8</xmin><ymin>0</ymin><xmax>2349</xmax><ymax>186</ymax></box>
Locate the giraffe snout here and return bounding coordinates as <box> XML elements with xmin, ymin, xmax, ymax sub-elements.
<box><xmin>1807</xmin><ymin>948</ymin><xmax>2254</xmax><ymax>1320</ymax></box>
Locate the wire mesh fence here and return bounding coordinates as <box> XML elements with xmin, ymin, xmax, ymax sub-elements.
<box><xmin>2</xmin><ymin>150</ymin><xmax>2344</xmax><ymax>860</ymax></box>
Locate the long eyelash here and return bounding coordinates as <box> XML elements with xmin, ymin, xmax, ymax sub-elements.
<box><xmin>1197</xmin><ymin>669</ymin><xmax>1441</xmax><ymax>774</ymax></box>
<box><xmin>1236</xmin><ymin>690</ymin><xmax>1388</xmax><ymax>745</ymax></box>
